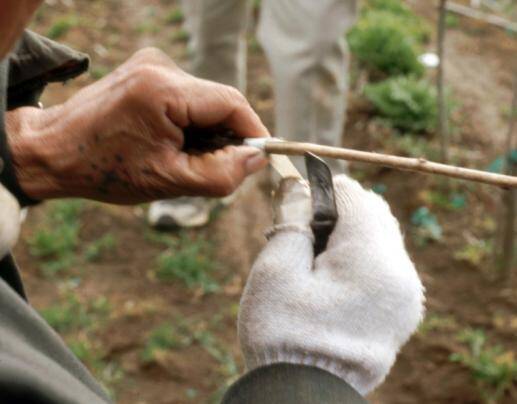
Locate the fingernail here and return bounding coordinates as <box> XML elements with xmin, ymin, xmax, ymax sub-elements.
<box><xmin>245</xmin><ymin>150</ymin><xmax>268</xmax><ymax>175</ymax></box>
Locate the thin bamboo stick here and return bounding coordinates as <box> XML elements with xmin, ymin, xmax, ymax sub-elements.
<box><xmin>260</xmin><ymin>141</ymin><xmax>517</xmax><ymax>188</ymax></box>
<box><xmin>445</xmin><ymin>2</ymin><xmax>517</xmax><ymax>32</ymax></box>
<box><xmin>437</xmin><ymin>0</ymin><xmax>449</xmax><ymax>164</ymax></box>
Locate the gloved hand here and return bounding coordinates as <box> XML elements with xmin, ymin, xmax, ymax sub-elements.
<box><xmin>238</xmin><ymin>175</ymin><xmax>425</xmax><ymax>395</ymax></box>
<box><xmin>0</xmin><ymin>184</ymin><xmax>20</xmax><ymax>259</ymax></box>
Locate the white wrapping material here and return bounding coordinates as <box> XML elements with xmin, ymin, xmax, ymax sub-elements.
<box><xmin>239</xmin><ymin>175</ymin><xmax>425</xmax><ymax>395</ymax></box>
<box><xmin>0</xmin><ymin>184</ymin><xmax>21</xmax><ymax>259</ymax></box>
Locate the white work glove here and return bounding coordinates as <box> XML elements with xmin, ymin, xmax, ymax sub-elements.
<box><xmin>0</xmin><ymin>184</ymin><xmax>21</xmax><ymax>259</ymax></box>
<box><xmin>238</xmin><ymin>175</ymin><xmax>425</xmax><ymax>395</ymax></box>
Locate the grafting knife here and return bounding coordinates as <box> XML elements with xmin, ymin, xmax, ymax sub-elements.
<box><xmin>181</xmin><ymin>126</ymin><xmax>339</xmax><ymax>255</ymax></box>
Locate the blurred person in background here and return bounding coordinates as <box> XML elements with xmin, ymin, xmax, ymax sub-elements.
<box><xmin>148</xmin><ymin>0</ymin><xmax>357</xmax><ymax>228</ymax></box>
<box><xmin>1</xmin><ymin>1</ymin><xmax>423</xmax><ymax>403</ymax></box>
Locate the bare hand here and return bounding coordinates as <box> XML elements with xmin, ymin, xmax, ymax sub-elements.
<box><xmin>6</xmin><ymin>48</ymin><xmax>269</xmax><ymax>203</ymax></box>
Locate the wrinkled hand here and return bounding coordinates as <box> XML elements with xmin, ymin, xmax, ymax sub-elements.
<box><xmin>6</xmin><ymin>48</ymin><xmax>269</xmax><ymax>203</ymax></box>
<box><xmin>239</xmin><ymin>176</ymin><xmax>425</xmax><ymax>395</ymax></box>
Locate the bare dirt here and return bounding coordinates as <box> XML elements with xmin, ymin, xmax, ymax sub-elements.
<box><xmin>12</xmin><ymin>0</ymin><xmax>517</xmax><ymax>403</ymax></box>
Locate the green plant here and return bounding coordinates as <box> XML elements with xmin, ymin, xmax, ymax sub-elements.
<box><xmin>365</xmin><ymin>76</ymin><xmax>437</xmax><ymax>133</ymax></box>
<box><xmin>364</xmin><ymin>0</ymin><xmax>413</xmax><ymax>16</ymax></box>
<box><xmin>68</xmin><ymin>337</ymin><xmax>123</xmax><ymax>398</ymax></box>
<box><xmin>154</xmin><ymin>234</ymin><xmax>219</xmax><ymax>293</ymax></box>
<box><xmin>450</xmin><ymin>328</ymin><xmax>517</xmax><ymax>402</ymax></box>
<box><xmin>40</xmin><ymin>293</ymin><xmax>110</xmax><ymax>332</ymax></box>
<box><xmin>170</xmin><ymin>29</ymin><xmax>190</xmax><ymax>43</ymax></box>
<box><xmin>421</xmin><ymin>190</ymin><xmax>467</xmax><ymax>211</ymax></box>
<box><xmin>446</xmin><ymin>12</ymin><xmax>460</xmax><ymax>28</ymax></box>
<box><xmin>418</xmin><ymin>313</ymin><xmax>457</xmax><ymax>335</ymax></box>
<box><xmin>90</xmin><ymin>66</ymin><xmax>110</xmax><ymax>80</ymax></box>
<box><xmin>141</xmin><ymin>322</ymin><xmax>193</xmax><ymax>363</ymax></box>
<box><xmin>83</xmin><ymin>234</ymin><xmax>116</xmax><ymax>262</ymax></box>
<box><xmin>46</xmin><ymin>16</ymin><xmax>78</xmax><ymax>39</ymax></box>
<box><xmin>28</xmin><ymin>200</ymin><xmax>84</xmax><ymax>276</ymax></box>
<box><xmin>137</xmin><ymin>22</ymin><xmax>160</xmax><ymax>34</ymax></box>
<box><xmin>454</xmin><ymin>239</ymin><xmax>492</xmax><ymax>266</ymax></box>
<box><xmin>347</xmin><ymin>11</ymin><xmax>425</xmax><ymax>78</ymax></box>
<box><xmin>390</xmin><ymin>134</ymin><xmax>434</xmax><ymax>158</ymax></box>
<box><xmin>487</xmin><ymin>150</ymin><xmax>517</xmax><ymax>173</ymax></box>
<box><xmin>364</xmin><ymin>0</ymin><xmax>431</xmax><ymax>42</ymax></box>
<box><xmin>165</xmin><ymin>8</ymin><xmax>184</xmax><ymax>24</ymax></box>
<box><xmin>411</xmin><ymin>206</ymin><xmax>442</xmax><ymax>243</ymax></box>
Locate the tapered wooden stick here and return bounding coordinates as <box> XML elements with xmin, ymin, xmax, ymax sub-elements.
<box><xmin>244</xmin><ymin>139</ymin><xmax>517</xmax><ymax>188</ymax></box>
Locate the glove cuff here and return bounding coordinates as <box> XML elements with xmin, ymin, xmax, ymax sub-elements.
<box><xmin>243</xmin><ymin>344</ymin><xmax>393</xmax><ymax>396</ymax></box>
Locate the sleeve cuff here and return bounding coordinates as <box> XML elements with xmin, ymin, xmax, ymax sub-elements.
<box><xmin>221</xmin><ymin>363</ymin><xmax>366</xmax><ymax>404</ymax></box>
<box><xmin>0</xmin><ymin>140</ymin><xmax>39</xmax><ymax>207</ymax></box>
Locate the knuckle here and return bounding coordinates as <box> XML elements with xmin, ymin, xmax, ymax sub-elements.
<box><xmin>225</xmin><ymin>86</ymin><xmax>248</xmax><ymax>106</ymax></box>
<box><xmin>134</xmin><ymin>47</ymin><xmax>169</xmax><ymax>63</ymax></box>
<box><xmin>213</xmin><ymin>175</ymin><xmax>238</xmax><ymax>197</ymax></box>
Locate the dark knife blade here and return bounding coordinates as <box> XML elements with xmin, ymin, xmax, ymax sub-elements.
<box><xmin>305</xmin><ymin>152</ymin><xmax>338</xmax><ymax>256</ymax></box>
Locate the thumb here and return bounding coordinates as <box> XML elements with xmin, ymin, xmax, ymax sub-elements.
<box><xmin>250</xmin><ymin>178</ymin><xmax>314</xmax><ymax>279</ymax></box>
<box><xmin>174</xmin><ymin>146</ymin><xmax>268</xmax><ymax>197</ymax></box>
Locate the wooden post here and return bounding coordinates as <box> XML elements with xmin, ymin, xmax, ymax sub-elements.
<box><xmin>497</xmin><ymin>70</ymin><xmax>517</xmax><ymax>277</ymax></box>
<box><xmin>437</xmin><ymin>0</ymin><xmax>449</xmax><ymax>164</ymax></box>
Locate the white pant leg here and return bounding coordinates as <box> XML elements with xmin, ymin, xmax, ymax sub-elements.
<box><xmin>258</xmin><ymin>0</ymin><xmax>357</xmax><ymax>173</ymax></box>
<box><xmin>181</xmin><ymin>0</ymin><xmax>251</xmax><ymax>91</ymax></box>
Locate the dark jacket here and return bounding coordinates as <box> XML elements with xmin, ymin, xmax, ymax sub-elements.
<box><xmin>0</xmin><ymin>31</ymin><xmax>364</xmax><ymax>404</ymax></box>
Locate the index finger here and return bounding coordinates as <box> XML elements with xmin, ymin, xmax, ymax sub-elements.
<box><xmin>182</xmin><ymin>80</ymin><xmax>270</xmax><ymax>139</ymax></box>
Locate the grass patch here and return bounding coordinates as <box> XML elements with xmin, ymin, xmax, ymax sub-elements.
<box><xmin>83</xmin><ymin>234</ymin><xmax>116</xmax><ymax>262</ymax></box>
<box><xmin>28</xmin><ymin>200</ymin><xmax>84</xmax><ymax>277</ymax></box>
<box><xmin>153</xmin><ymin>233</ymin><xmax>219</xmax><ymax>293</ymax></box>
<box><xmin>165</xmin><ymin>8</ymin><xmax>184</xmax><ymax>24</ymax></box>
<box><xmin>450</xmin><ymin>328</ymin><xmax>517</xmax><ymax>402</ymax></box>
<box><xmin>40</xmin><ymin>292</ymin><xmax>110</xmax><ymax>333</ymax></box>
<box><xmin>90</xmin><ymin>66</ymin><xmax>110</xmax><ymax>80</ymax></box>
<box><xmin>46</xmin><ymin>16</ymin><xmax>78</xmax><ymax>39</ymax></box>
<box><xmin>170</xmin><ymin>29</ymin><xmax>190</xmax><ymax>43</ymax></box>
<box><xmin>141</xmin><ymin>322</ymin><xmax>193</xmax><ymax>363</ymax></box>
<box><xmin>68</xmin><ymin>336</ymin><xmax>123</xmax><ymax>399</ymax></box>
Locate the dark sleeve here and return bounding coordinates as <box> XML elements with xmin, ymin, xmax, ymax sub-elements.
<box><xmin>0</xmin><ymin>31</ymin><xmax>89</xmax><ymax>207</ymax></box>
<box><xmin>0</xmin><ymin>278</ymin><xmax>111</xmax><ymax>404</ymax></box>
<box><xmin>221</xmin><ymin>363</ymin><xmax>367</xmax><ymax>404</ymax></box>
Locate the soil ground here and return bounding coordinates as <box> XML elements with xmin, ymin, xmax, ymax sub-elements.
<box><xmin>12</xmin><ymin>0</ymin><xmax>517</xmax><ymax>403</ymax></box>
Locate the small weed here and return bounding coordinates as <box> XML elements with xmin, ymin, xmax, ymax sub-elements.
<box><xmin>390</xmin><ymin>134</ymin><xmax>433</xmax><ymax>158</ymax></box>
<box><xmin>83</xmin><ymin>234</ymin><xmax>116</xmax><ymax>262</ymax></box>
<box><xmin>420</xmin><ymin>190</ymin><xmax>467</xmax><ymax>211</ymax></box>
<box><xmin>68</xmin><ymin>337</ymin><xmax>123</xmax><ymax>399</ymax></box>
<box><xmin>137</xmin><ymin>22</ymin><xmax>160</xmax><ymax>34</ymax></box>
<box><xmin>253</xmin><ymin>0</ymin><xmax>261</xmax><ymax>12</ymax></box>
<box><xmin>154</xmin><ymin>234</ymin><xmax>219</xmax><ymax>293</ymax></box>
<box><xmin>371</xmin><ymin>183</ymin><xmax>387</xmax><ymax>195</ymax></box>
<box><xmin>365</xmin><ymin>76</ymin><xmax>438</xmax><ymax>133</ymax></box>
<box><xmin>418</xmin><ymin>313</ymin><xmax>457</xmax><ymax>335</ymax></box>
<box><xmin>450</xmin><ymin>328</ymin><xmax>517</xmax><ymax>402</ymax></box>
<box><xmin>248</xmin><ymin>36</ymin><xmax>262</xmax><ymax>53</ymax></box>
<box><xmin>411</xmin><ymin>206</ymin><xmax>442</xmax><ymax>244</ymax></box>
<box><xmin>40</xmin><ymin>292</ymin><xmax>110</xmax><ymax>333</ymax></box>
<box><xmin>90</xmin><ymin>66</ymin><xmax>110</xmax><ymax>80</ymax></box>
<box><xmin>141</xmin><ymin>322</ymin><xmax>193</xmax><ymax>363</ymax></box>
<box><xmin>454</xmin><ymin>238</ymin><xmax>492</xmax><ymax>267</ymax></box>
<box><xmin>165</xmin><ymin>8</ymin><xmax>184</xmax><ymax>24</ymax></box>
<box><xmin>446</xmin><ymin>12</ymin><xmax>460</xmax><ymax>28</ymax></box>
<box><xmin>28</xmin><ymin>200</ymin><xmax>83</xmax><ymax>277</ymax></box>
<box><xmin>170</xmin><ymin>29</ymin><xmax>190</xmax><ymax>43</ymax></box>
<box><xmin>46</xmin><ymin>16</ymin><xmax>78</xmax><ymax>39</ymax></box>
